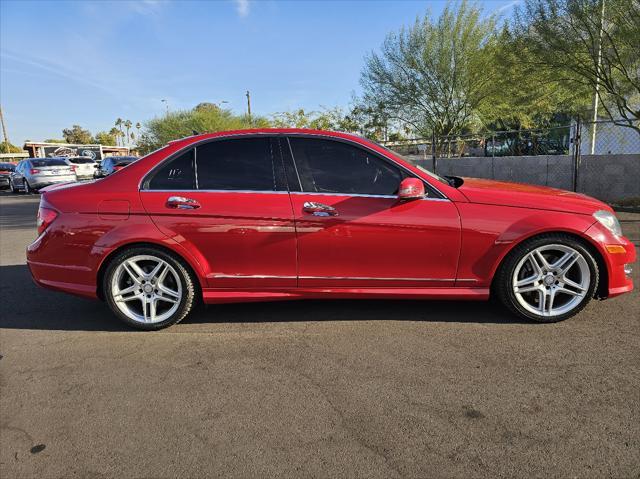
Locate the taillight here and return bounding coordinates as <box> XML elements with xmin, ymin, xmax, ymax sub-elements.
<box><xmin>30</xmin><ymin>168</ymin><xmax>41</xmax><ymax>174</ymax></box>
<box><xmin>37</xmin><ymin>207</ymin><xmax>58</xmax><ymax>235</ymax></box>
<box><xmin>70</xmin><ymin>165</ymin><xmax>77</xmax><ymax>172</ymax></box>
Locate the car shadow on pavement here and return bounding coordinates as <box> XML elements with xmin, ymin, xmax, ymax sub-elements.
<box><xmin>0</xmin><ymin>264</ymin><xmax>526</xmax><ymax>332</ymax></box>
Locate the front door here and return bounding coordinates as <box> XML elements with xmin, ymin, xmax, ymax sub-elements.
<box><xmin>284</xmin><ymin>136</ymin><xmax>461</xmax><ymax>288</ymax></box>
<box><xmin>140</xmin><ymin>136</ymin><xmax>297</xmax><ymax>289</ymax></box>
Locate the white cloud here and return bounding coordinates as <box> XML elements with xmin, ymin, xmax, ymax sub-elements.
<box><xmin>496</xmin><ymin>0</ymin><xmax>522</xmax><ymax>14</ymax></box>
<box><xmin>234</xmin><ymin>0</ymin><xmax>250</xmax><ymax>17</ymax></box>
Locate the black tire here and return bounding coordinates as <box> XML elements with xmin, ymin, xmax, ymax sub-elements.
<box><xmin>494</xmin><ymin>233</ymin><xmax>599</xmax><ymax>323</ymax></box>
<box><xmin>24</xmin><ymin>181</ymin><xmax>33</xmax><ymax>194</ymax></box>
<box><xmin>103</xmin><ymin>246</ymin><xmax>198</xmax><ymax>330</ymax></box>
<box><xmin>9</xmin><ymin>179</ymin><xmax>18</xmax><ymax>194</ymax></box>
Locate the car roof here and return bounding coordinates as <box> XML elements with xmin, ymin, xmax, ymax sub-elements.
<box><xmin>169</xmin><ymin>128</ymin><xmax>358</xmax><ymax>142</ymax></box>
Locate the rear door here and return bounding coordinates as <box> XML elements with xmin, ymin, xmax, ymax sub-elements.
<box><xmin>140</xmin><ymin>135</ymin><xmax>297</xmax><ymax>289</ymax></box>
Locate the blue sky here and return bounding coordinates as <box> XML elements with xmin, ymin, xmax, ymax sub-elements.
<box><xmin>0</xmin><ymin>0</ymin><xmax>520</xmax><ymax>145</ymax></box>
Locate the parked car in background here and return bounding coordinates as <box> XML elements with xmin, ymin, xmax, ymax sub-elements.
<box><xmin>27</xmin><ymin>129</ymin><xmax>635</xmax><ymax>330</ymax></box>
<box><xmin>63</xmin><ymin>156</ymin><xmax>97</xmax><ymax>180</ymax></box>
<box><xmin>10</xmin><ymin>158</ymin><xmax>76</xmax><ymax>193</ymax></box>
<box><xmin>95</xmin><ymin>156</ymin><xmax>138</xmax><ymax>178</ymax></box>
<box><xmin>0</xmin><ymin>162</ymin><xmax>16</xmax><ymax>189</ymax></box>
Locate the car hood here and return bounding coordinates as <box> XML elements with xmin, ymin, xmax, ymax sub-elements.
<box><xmin>457</xmin><ymin>177</ymin><xmax>611</xmax><ymax>215</ymax></box>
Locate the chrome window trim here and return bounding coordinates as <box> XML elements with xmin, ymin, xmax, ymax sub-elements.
<box><xmin>140</xmin><ymin>133</ymin><xmax>286</xmax><ymax>192</ymax></box>
<box><xmin>139</xmin><ymin>189</ymin><xmax>291</xmax><ymax>195</ymax></box>
<box><xmin>139</xmin><ymin>131</ymin><xmax>450</xmax><ymax>200</ymax></box>
<box><xmin>138</xmin><ymin>189</ymin><xmax>449</xmax><ymax>201</ymax></box>
<box><xmin>289</xmin><ymin>191</ymin><xmax>450</xmax><ymax>201</ymax></box>
<box><xmin>284</xmin><ymin>132</ymin><xmax>449</xmax><ymax>200</ymax></box>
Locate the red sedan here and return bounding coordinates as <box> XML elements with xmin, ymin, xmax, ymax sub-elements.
<box><xmin>27</xmin><ymin>129</ymin><xmax>635</xmax><ymax>330</ymax></box>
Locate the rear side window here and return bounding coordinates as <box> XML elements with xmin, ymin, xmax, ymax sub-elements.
<box><xmin>196</xmin><ymin>137</ymin><xmax>284</xmax><ymax>191</ymax></box>
<box><xmin>147</xmin><ymin>149</ymin><xmax>196</xmax><ymax>190</ymax></box>
<box><xmin>288</xmin><ymin>137</ymin><xmax>404</xmax><ymax>196</ymax></box>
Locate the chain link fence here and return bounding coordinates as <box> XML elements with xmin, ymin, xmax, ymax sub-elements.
<box><xmin>383</xmin><ymin>119</ymin><xmax>639</xmax><ymax>203</ymax></box>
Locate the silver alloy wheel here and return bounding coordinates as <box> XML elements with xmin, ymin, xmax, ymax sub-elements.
<box><xmin>111</xmin><ymin>254</ymin><xmax>182</xmax><ymax>324</ymax></box>
<box><xmin>512</xmin><ymin>244</ymin><xmax>591</xmax><ymax>317</ymax></box>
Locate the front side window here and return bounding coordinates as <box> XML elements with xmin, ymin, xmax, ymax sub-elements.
<box><xmin>288</xmin><ymin>137</ymin><xmax>404</xmax><ymax>196</ymax></box>
<box><xmin>196</xmin><ymin>137</ymin><xmax>282</xmax><ymax>191</ymax></box>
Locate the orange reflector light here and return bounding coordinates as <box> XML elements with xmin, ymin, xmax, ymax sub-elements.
<box><xmin>605</xmin><ymin>245</ymin><xmax>626</xmax><ymax>254</ymax></box>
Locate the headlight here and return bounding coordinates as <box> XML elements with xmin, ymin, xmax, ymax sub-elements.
<box><xmin>593</xmin><ymin>210</ymin><xmax>622</xmax><ymax>237</ymax></box>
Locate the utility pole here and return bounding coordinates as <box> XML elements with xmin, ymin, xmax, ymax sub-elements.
<box><xmin>246</xmin><ymin>90</ymin><xmax>252</xmax><ymax>125</ymax></box>
<box><xmin>0</xmin><ymin>105</ymin><xmax>9</xmax><ymax>147</ymax></box>
<box><xmin>161</xmin><ymin>99</ymin><xmax>169</xmax><ymax>115</ymax></box>
<box><xmin>590</xmin><ymin>0</ymin><xmax>606</xmax><ymax>154</ymax></box>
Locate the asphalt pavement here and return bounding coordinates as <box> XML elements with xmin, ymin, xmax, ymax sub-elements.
<box><xmin>1</xmin><ymin>192</ymin><xmax>638</xmax><ymax>478</ymax></box>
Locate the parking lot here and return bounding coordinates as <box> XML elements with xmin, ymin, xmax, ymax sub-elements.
<box><xmin>0</xmin><ymin>192</ymin><xmax>638</xmax><ymax>478</ymax></box>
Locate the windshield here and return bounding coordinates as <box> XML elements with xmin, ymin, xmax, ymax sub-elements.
<box><xmin>31</xmin><ymin>159</ymin><xmax>68</xmax><ymax>167</ymax></box>
<box><xmin>0</xmin><ymin>163</ymin><xmax>15</xmax><ymax>171</ymax></box>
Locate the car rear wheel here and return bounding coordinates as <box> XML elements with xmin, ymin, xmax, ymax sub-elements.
<box><xmin>495</xmin><ymin>234</ymin><xmax>598</xmax><ymax>323</ymax></box>
<box><xmin>103</xmin><ymin>247</ymin><xmax>197</xmax><ymax>330</ymax></box>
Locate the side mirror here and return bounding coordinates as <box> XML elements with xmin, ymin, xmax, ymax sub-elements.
<box><xmin>397</xmin><ymin>178</ymin><xmax>425</xmax><ymax>200</ymax></box>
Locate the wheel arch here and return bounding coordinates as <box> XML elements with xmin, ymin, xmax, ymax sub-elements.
<box><xmin>489</xmin><ymin>230</ymin><xmax>609</xmax><ymax>299</ymax></box>
<box><xmin>96</xmin><ymin>241</ymin><xmax>204</xmax><ymax>300</ymax></box>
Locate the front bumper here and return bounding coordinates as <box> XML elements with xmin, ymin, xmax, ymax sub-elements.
<box><xmin>584</xmin><ymin>222</ymin><xmax>636</xmax><ymax>298</ymax></box>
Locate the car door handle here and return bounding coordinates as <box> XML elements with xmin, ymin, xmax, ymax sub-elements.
<box><xmin>166</xmin><ymin>196</ymin><xmax>201</xmax><ymax>209</ymax></box>
<box><xmin>303</xmin><ymin>201</ymin><xmax>338</xmax><ymax>217</ymax></box>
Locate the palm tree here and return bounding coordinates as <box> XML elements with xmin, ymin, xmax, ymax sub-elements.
<box><xmin>135</xmin><ymin>122</ymin><xmax>142</xmax><ymax>147</ymax></box>
<box><xmin>124</xmin><ymin>120</ymin><xmax>133</xmax><ymax>147</ymax></box>
<box><xmin>109</xmin><ymin>127</ymin><xmax>120</xmax><ymax>146</ymax></box>
<box><xmin>115</xmin><ymin>118</ymin><xmax>124</xmax><ymax>147</ymax></box>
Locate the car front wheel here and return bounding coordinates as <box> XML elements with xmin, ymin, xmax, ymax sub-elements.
<box><xmin>103</xmin><ymin>247</ymin><xmax>197</xmax><ymax>330</ymax></box>
<box><xmin>495</xmin><ymin>234</ymin><xmax>599</xmax><ymax>322</ymax></box>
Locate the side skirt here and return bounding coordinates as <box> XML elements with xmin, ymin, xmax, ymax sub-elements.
<box><xmin>202</xmin><ymin>287</ymin><xmax>490</xmax><ymax>304</ymax></box>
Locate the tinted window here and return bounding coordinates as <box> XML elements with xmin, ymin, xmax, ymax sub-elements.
<box><xmin>196</xmin><ymin>137</ymin><xmax>282</xmax><ymax>191</ymax></box>
<box><xmin>31</xmin><ymin>159</ymin><xmax>67</xmax><ymax>167</ymax></box>
<box><xmin>0</xmin><ymin>163</ymin><xmax>15</xmax><ymax>171</ymax></box>
<box><xmin>114</xmin><ymin>159</ymin><xmax>134</xmax><ymax>167</ymax></box>
<box><xmin>68</xmin><ymin>157</ymin><xmax>95</xmax><ymax>164</ymax></box>
<box><xmin>148</xmin><ymin>149</ymin><xmax>196</xmax><ymax>190</ymax></box>
<box><xmin>289</xmin><ymin>138</ymin><xmax>404</xmax><ymax>195</ymax></box>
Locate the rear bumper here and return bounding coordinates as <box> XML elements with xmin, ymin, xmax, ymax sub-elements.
<box><xmin>27</xmin><ymin>259</ymin><xmax>98</xmax><ymax>299</ymax></box>
<box><xmin>26</xmin><ymin>227</ymin><xmax>100</xmax><ymax>300</ymax></box>
<box><xmin>30</xmin><ymin>176</ymin><xmax>76</xmax><ymax>188</ymax></box>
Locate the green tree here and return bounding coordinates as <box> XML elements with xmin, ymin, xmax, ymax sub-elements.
<box><xmin>124</xmin><ymin>120</ymin><xmax>133</xmax><ymax>147</ymax></box>
<box><xmin>0</xmin><ymin>141</ymin><xmax>22</xmax><ymax>153</ymax></box>
<box><xmin>271</xmin><ymin>106</ymin><xmax>365</xmax><ymax>133</ymax></box>
<box><xmin>62</xmin><ymin>125</ymin><xmax>94</xmax><ymax>144</ymax></box>
<box><xmin>115</xmin><ymin>118</ymin><xmax>124</xmax><ymax>146</ymax></box>
<box><xmin>513</xmin><ymin>0</ymin><xmax>640</xmax><ymax>132</ymax></box>
<box><xmin>95</xmin><ymin>130</ymin><xmax>118</xmax><ymax>145</ymax></box>
<box><xmin>360</xmin><ymin>1</ymin><xmax>497</xmax><ymax>138</ymax></box>
<box><xmin>44</xmin><ymin>138</ymin><xmax>66</xmax><ymax>144</ymax></box>
<box><xmin>138</xmin><ymin>104</ymin><xmax>269</xmax><ymax>154</ymax></box>
<box><xmin>478</xmin><ymin>25</ymin><xmax>592</xmax><ymax>129</ymax></box>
